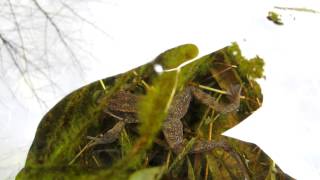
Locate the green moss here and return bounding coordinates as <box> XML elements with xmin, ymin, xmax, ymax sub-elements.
<box><xmin>17</xmin><ymin>43</ymin><xmax>293</xmax><ymax>180</ymax></box>
<box><xmin>138</xmin><ymin>71</ymin><xmax>178</xmax><ymax>146</ymax></box>
<box><xmin>267</xmin><ymin>11</ymin><xmax>284</xmax><ymax>25</ymax></box>
<box><xmin>153</xmin><ymin>44</ymin><xmax>199</xmax><ymax>69</ymax></box>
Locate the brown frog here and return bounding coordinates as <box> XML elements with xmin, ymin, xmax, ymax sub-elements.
<box><xmin>88</xmin><ymin>84</ymin><xmax>242</xmax><ymax>154</ymax></box>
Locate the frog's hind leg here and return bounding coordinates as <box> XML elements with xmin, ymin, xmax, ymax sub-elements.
<box><xmin>162</xmin><ymin>119</ymin><xmax>185</xmax><ymax>154</ymax></box>
<box><xmin>190</xmin><ymin>139</ymin><xmax>250</xmax><ymax>179</ymax></box>
<box><xmin>164</xmin><ymin>134</ymin><xmax>250</xmax><ymax>179</ymax></box>
<box><xmin>190</xmin><ymin>84</ymin><xmax>242</xmax><ymax>113</ymax></box>
<box><xmin>162</xmin><ymin>87</ymin><xmax>193</xmax><ymax>154</ymax></box>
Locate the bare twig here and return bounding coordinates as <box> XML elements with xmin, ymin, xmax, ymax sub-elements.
<box><xmin>7</xmin><ymin>0</ymin><xmax>28</xmax><ymax>72</ymax></box>
<box><xmin>275</xmin><ymin>6</ymin><xmax>320</xmax><ymax>14</ymax></box>
<box><xmin>60</xmin><ymin>1</ymin><xmax>111</xmax><ymax>38</ymax></box>
<box><xmin>31</xmin><ymin>0</ymin><xmax>84</xmax><ymax>76</ymax></box>
<box><xmin>1</xmin><ymin>0</ymin><xmax>110</xmax><ymax>107</ymax></box>
<box><xmin>1</xmin><ymin>35</ymin><xmax>46</xmax><ymax>106</ymax></box>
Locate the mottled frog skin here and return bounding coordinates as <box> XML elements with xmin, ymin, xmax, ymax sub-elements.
<box><xmin>89</xmin><ymin>85</ymin><xmax>242</xmax><ymax>154</ymax></box>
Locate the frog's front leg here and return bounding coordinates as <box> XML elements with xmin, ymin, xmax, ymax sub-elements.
<box><xmin>87</xmin><ymin>121</ymin><xmax>126</xmax><ymax>144</ymax></box>
<box><xmin>88</xmin><ymin>91</ymin><xmax>139</xmax><ymax>145</ymax></box>
<box><xmin>87</xmin><ymin>111</ymin><xmax>138</xmax><ymax>145</ymax></box>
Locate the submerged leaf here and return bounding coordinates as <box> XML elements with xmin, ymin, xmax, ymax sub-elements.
<box><xmin>186</xmin><ymin>157</ymin><xmax>196</xmax><ymax>180</ymax></box>
<box><xmin>129</xmin><ymin>166</ymin><xmax>163</xmax><ymax>180</ymax></box>
<box><xmin>17</xmin><ymin>43</ymin><xmax>294</xmax><ymax>180</ymax></box>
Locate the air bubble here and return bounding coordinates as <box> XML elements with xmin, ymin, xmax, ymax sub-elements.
<box><xmin>153</xmin><ymin>64</ymin><xmax>164</xmax><ymax>74</ymax></box>
<box><xmin>232</xmin><ymin>51</ymin><xmax>238</xmax><ymax>56</ymax></box>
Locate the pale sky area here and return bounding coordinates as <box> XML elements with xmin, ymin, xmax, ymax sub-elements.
<box><xmin>1</xmin><ymin>0</ymin><xmax>320</xmax><ymax>179</ymax></box>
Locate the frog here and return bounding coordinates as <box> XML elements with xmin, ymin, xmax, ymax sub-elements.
<box><xmin>87</xmin><ymin>84</ymin><xmax>242</xmax><ymax>154</ymax></box>
<box><xmin>87</xmin><ymin>83</ymin><xmax>250</xmax><ymax>178</ymax></box>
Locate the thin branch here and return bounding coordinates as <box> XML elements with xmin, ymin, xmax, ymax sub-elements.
<box><xmin>31</xmin><ymin>0</ymin><xmax>84</xmax><ymax>76</ymax></box>
<box><xmin>1</xmin><ymin>34</ymin><xmax>46</xmax><ymax>106</ymax></box>
<box><xmin>0</xmin><ymin>32</ymin><xmax>60</xmax><ymax>93</ymax></box>
<box><xmin>7</xmin><ymin>0</ymin><xmax>28</xmax><ymax>73</ymax></box>
<box><xmin>1</xmin><ymin>0</ymin><xmax>109</xmax><ymax>107</ymax></box>
<box><xmin>60</xmin><ymin>1</ymin><xmax>111</xmax><ymax>38</ymax></box>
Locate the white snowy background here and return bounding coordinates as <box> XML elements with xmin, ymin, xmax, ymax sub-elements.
<box><xmin>1</xmin><ymin>0</ymin><xmax>320</xmax><ymax>179</ymax></box>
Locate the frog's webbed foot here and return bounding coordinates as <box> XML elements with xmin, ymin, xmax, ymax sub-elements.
<box><xmin>190</xmin><ymin>84</ymin><xmax>242</xmax><ymax>113</ymax></box>
<box><xmin>87</xmin><ymin>121</ymin><xmax>125</xmax><ymax>144</ymax></box>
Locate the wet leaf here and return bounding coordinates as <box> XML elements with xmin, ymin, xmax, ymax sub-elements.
<box><xmin>129</xmin><ymin>166</ymin><xmax>163</xmax><ymax>180</ymax></box>
<box><xmin>16</xmin><ymin>43</ymin><xmax>293</xmax><ymax>180</ymax></box>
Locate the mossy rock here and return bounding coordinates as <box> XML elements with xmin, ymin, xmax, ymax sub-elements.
<box><xmin>17</xmin><ymin>44</ymin><xmax>294</xmax><ymax>180</ymax></box>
